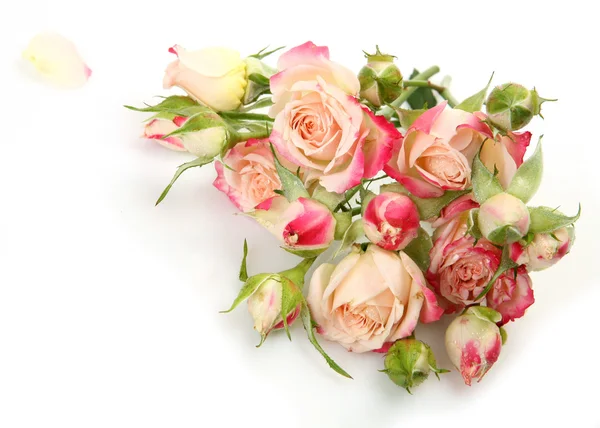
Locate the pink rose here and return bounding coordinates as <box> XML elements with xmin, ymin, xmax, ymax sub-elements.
<box><xmin>163</xmin><ymin>45</ymin><xmax>247</xmax><ymax>112</ymax></box>
<box><xmin>430</xmin><ymin>193</ymin><xmax>479</xmax><ymax>227</ymax></box>
<box><xmin>480</xmin><ymin>132</ymin><xmax>531</xmax><ymax>188</ymax></box>
<box><xmin>269</xmin><ymin>42</ymin><xmax>399</xmax><ymax>193</ymax></box>
<box><xmin>143</xmin><ymin>116</ymin><xmax>187</xmax><ymax>151</ymax></box>
<box><xmin>250</xmin><ymin>196</ymin><xmax>336</xmax><ymax>252</ymax></box>
<box><xmin>427</xmin><ymin>214</ymin><xmax>501</xmax><ymax>312</ymax></box>
<box><xmin>307</xmin><ymin>245</ymin><xmax>443</xmax><ymax>353</ymax></box>
<box><xmin>214</xmin><ymin>139</ymin><xmax>286</xmax><ymax>212</ymax></box>
<box><xmin>486</xmin><ymin>267</ymin><xmax>534</xmax><ymax>325</ymax></box>
<box><xmin>509</xmin><ymin>226</ymin><xmax>575</xmax><ymax>271</ymax></box>
<box><xmin>445</xmin><ymin>307</ymin><xmax>503</xmax><ymax>386</ymax></box>
<box><xmin>363</xmin><ymin>192</ymin><xmax>420</xmax><ymax>251</ymax></box>
<box><xmin>385</xmin><ymin>102</ymin><xmax>493</xmax><ymax>198</ymax></box>
<box><xmin>269</xmin><ymin>41</ymin><xmax>360</xmax><ymax>116</ymax></box>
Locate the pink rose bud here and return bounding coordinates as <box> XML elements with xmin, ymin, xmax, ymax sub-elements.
<box><xmin>486</xmin><ymin>83</ymin><xmax>553</xmax><ymax>132</ymax></box>
<box><xmin>247</xmin><ymin>274</ymin><xmax>302</xmax><ymax>343</ymax></box>
<box><xmin>223</xmin><ymin>257</ymin><xmax>315</xmax><ymax>346</ymax></box>
<box><xmin>143</xmin><ymin>115</ymin><xmax>187</xmax><ymax>151</ymax></box>
<box><xmin>363</xmin><ymin>192</ymin><xmax>420</xmax><ymax>251</ymax></box>
<box><xmin>478</xmin><ymin>192</ymin><xmax>530</xmax><ymax>245</ymax></box>
<box><xmin>358</xmin><ymin>47</ymin><xmax>403</xmax><ymax>107</ymax></box>
<box><xmin>445</xmin><ymin>306</ymin><xmax>503</xmax><ymax>386</ymax></box>
<box><xmin>250</xmin><ymin>196</ymin><xmax>336</xmax><ymax>254</ymax></box>
<box><xmin>509</xmin><ymin>226</ymin><xmax>575</xmax><ymax>271</ymax></box>
<box><xmin>382</xmin><ymin>338</ymin><xmax>448</xmax><ymax>393</ymax></box>
<box><xmin>163</xmin><ymin>45</ymin><xmax>247</xmax><ymax>112</ymax></box>
<box><xmin>486</xmin><ymin>267</ymin><xmax>534</xmax><ymax>325</ymax></box>
<box><xmin>167</xmin><ymin>112</ymin><xmax>229</xmax><ymax>159</ymax></box>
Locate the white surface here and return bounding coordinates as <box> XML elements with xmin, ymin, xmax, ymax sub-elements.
<box><xmin>1</xmin><ymin>1</ymin><xmax>599</xmax><ymax>427</ymax></box>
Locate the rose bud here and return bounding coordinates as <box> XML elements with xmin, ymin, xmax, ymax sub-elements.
<box><xmin>509</xmin><ymin>226</ymin><xmax>575</xmax><ymax>271</ymax></box>
<box><xmin>445</xmin><ymin>306</ymin><xmax>503</xmax><ymax>386</ymax></box>
<box><xmin>250</xmin><ymin>196</ymin><xmax>336</xmax><ymax>255</ymax></box>
<box><xmin>143</xmin><ymin>115</ymin><xmax>187</xmax><ymax>151</ymax></box>
<box><xmin>224</xmin><ymin>258</ymin><xmax>314</xmax><ymax>346</ymax></box>
<box><xmin>358</xmin><ymin>47</ymin><xmax>403</xmax><ymax>107</ymax></box>
<box><xmin>166</xmin><ymin>111</ymin><xmax>229</xmax><ymax>159</ymax></box>
<box><xmin>486</xmin><ymin>83</ymin><xmax>553</xmax><ymax>132</ymax></box>
<box><xmin>363</xmin><ymin>192</ymin><xmax>420</xmax><ymax>250</ymax></box>
<box><xmin>478</xmin><ymin>192</ymin><xmax>530</xmax><ymax>245</ymax></box>
<box><xmin>243</xmin><ymin>57</ymin><xmax>277</xmax><ymax>104</ymax></box>
<box><xmin>163</xmin><ymin>45</ymin><xmax>247</xmax><ymax>112</ymax></box>
<box><xmin>247</xmin><ymin>274</ymin><xmax>302</xmax><ymax>344</ymax></box>
<box><xmin>382</xmin><ymin>339</ymin><xmax>448</xmax><ymax>393</ymax></box>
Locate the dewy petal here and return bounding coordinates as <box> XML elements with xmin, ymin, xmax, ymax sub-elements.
<box><xmin>23</xmin><ymin>32</ymin><xmax>91</xmax><ymax>88</ymax></box>
<box><xmin>500</xmin><ymin>131</ymin><xmax>531</xmax><ymax>167</ymax></box>
<box><xmin>480</xmin><ymin>138</ymin><xmax>517</xmax><ymax>189</ymax></box>
<box><xmin>361</xmin><ymin>107</ymin><xmax>399</xmax><ymax>178</ymax></box>
<box><xmin>175</xmin><ymin>45</ymin><xmax>243</xmax><ymax>77</ymax></box>
<box><xmin>277</xmin><ymin>41</ymin><xmax>331</xmax><ymax>70</ymax></box>
<box><xmin>143</xmin><ymin>118</ymin><xmax>186</xmax><ymax>151</ymax></box>
<box><xmin>409</xmin><ymin>102</ymin><xmax>447</xmax><ymax>134</ymax></box>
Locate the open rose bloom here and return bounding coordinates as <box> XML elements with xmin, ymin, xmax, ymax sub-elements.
<box><xmin>127</xmin><ymin>39</ymin><xmax>580</xmax><ymax>389</ymax></box>
<box><xmin>269</xmin><ymin>42</ymin><xmax>400</xmax><ymax>193</ymax></box>
<box><xmin>307</xmin><ymin>245</ymin><xmax>443</xmax><ymax>353</ymax></box>
<box><xmin>385</xmin><ymin>102</ymin><xmax>492</xmax><ymax>198</ymax></box>
<box><xmin>214</xmin><ymin>139</ymin><xmax>288</xmax><ymax>212</ymax></box>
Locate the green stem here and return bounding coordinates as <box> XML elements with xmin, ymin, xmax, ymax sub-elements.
<box><xmin>403</xmin><ymin>79</ymin><xmax>446</xmax><ymax>93</ymax></box>
<box><xmin>220</xmin><ymin>112</ymin><xmax>274</xmax><ymax>122</ymax></box>
<box><xmin>239</xmin><ymin>97</ymin><xmax>274</xmax><ymax>113</ymax></box>
<box><xmin>380</xmin><ymin>66</ymin><xmax>440</xmax><ymax>119</ymax></box>
<box><xmin>351</xmin><ymin>207</ymin><xmax>362</xmax><ymax>217</ymax></box>
<box><xmin>231</xmin><ymin>128</ymin><xmax>271</xmax><ymax>143</ymax></box>
<box><xmin>335</xmin><ymin>186</ymin><xmax>362</xmax><ymax>212</ymax></box>
<box><xmin>439</xmin><ymin>88</ymin><xmax>459</xmax><ymax>107</ymax></box>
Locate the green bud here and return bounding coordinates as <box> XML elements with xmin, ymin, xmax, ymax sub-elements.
<box><xmin>243</xmin><ymin>57</ymin><xmax>277</xmax><ymax>105</ymax></box>
<box><xmin>358</xmin><ymin>46</ymin><xmax>403</xmax><ymax>107</ymax></box>
<box><xmin>486</xmin><ymin>83</ymin><xmax>554</xmax><ymax>132</ymax></box>
<box><xmin>382</xmin><ymin>339</ymin><xmax>448</xmax><ymax>393</ymax></box>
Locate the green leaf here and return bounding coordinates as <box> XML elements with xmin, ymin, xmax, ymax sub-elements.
<box><xmin>455</xmin><ymin>73</ymin><xmax>494</xmax><ymax>113</ymax></box>
<box><xmin>475</xmin><ymin>246</ymin><xmax>518</xmax><ymax>300</ymax></box>
<box><xmin>466</xmin><ymin>209</ymin><xmax>483</xmax><ymax>240</ymax></box>
<box><xmin>283</xmin><ymin>247</ymin><xmax>327</xmax><ymax>258</ymax></box>
<box><xmin>333</xmin><ymin>220</ymin><xmax>364</xmax><ymax>259</ymax></box>
<box><xmin>528</xmin><ymin>205</ymin><xmax>581</xmax><ymax>234</ymax></box>
<box><xmin>163</xmin><ymin>110</ymin><xmax>225</xmax><ymax>139</ymax></box>
<box><xmin>248</xmin><ymin>73</ymin><xmax>270</xmax><ymax>87</ymax></box>
<box><xmin>499</xmin><ymin>326</ymin><xmax>508</xmax><ymax>345</ymax></box>
<box><xmin>402</xmin><ymin>227</ymin><xmax>433</xmax><ymax>271</ymax></box>
<box><xmin>467</xmin><ymin>306</ymin><xmax>502</xmax><ymax>324</ymax></box>
<box><xmin>155</xmin><ymin>155</ymin><xmax>214</xmax><ymax>205</ymax></box>
<box><xmin>300</xmin><ymin>302</ymin><xmax>352</xmax><ymax>379</ymax></box>
<box><xmin>124</xmin><ymin>95</ymin><xmax>199</xmax><ymax>114</ymax></box>
<box><xmin>312</xmin><ymin>185</ymin><xmax>346</xmax><ymax>211</ymax></box>
<box><xmin>380</xmin><ymin>183</ymin><xmax>470</xmax><ymax>220</ymax></box>
<box><xmin>393</xmin><ymin>107</ymin><xmax>426</xmax><ymax>129</ymax></box>
<box><xmin>507</xmin><ymin>138</ymin><xmax>543</xmax><ymax>203</ymax></box>
<box><xmin>279</xmin><ymin>279</ymin><xmax>302</xmax><ymax>341</ymax></box>
<box><xmin>269</xmin><ymin>144</ymin><xmax>309</xmax><ymax>201</ymax></box>
<box><xmin>220</xmin><ymin>274</ymin><xmax>274</xmax><ymax>313</ymax></box>
<box><xmin>333</xmin><ymin>212</ymin><xmax>352</xmax><ymax>241</ymax></box>
<box><xmin>472</xmin><ymin>148</ymin><xmax>503</xmax><ymax>204</ymax></box>
<box><xmin>239</xmin><ymin>240</ymin><xmax>249</xmax><ymax>282</ymax></box>
<box><xmin>407</xmin><ymin>69</ymin><xmax>437</xmax><ymax>110</ymax></box>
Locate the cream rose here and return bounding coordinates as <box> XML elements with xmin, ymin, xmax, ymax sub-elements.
<box><xmin>307</xmin><ymin>245</ymin><xmax>443</xmax><ymax>353</ymax></box>
<box><xmin>269</xmin><ymin>42</ymin><xmax>399</xmax><ymax>193</ymax></box>
<box><xmin>163</xmin><ymin>45</ymin><xmax>247</xmax><ymax>112</ymax></box>
<box><xmin>385</xmin><ymin>102</ymin><xmax>493</xmax><ymax>198</ymax></box>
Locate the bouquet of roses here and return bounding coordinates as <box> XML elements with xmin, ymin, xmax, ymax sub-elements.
<box><xmin>126</xmin><ymin>42</ymin><xmax>580</xmax><ymax>392</ymax></box>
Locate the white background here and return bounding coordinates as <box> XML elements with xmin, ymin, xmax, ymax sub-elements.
<box><xmin>1</xmin><ymin>1</ymin><xmax>599</xmax><ymax>427</ymax></box>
